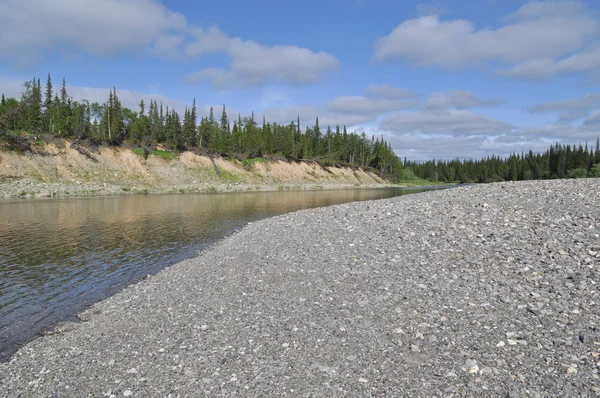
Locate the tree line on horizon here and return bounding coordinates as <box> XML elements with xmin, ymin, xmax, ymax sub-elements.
<box><xmin>2</xmin><ymin>74</ymin><xmax>600</xmax><ymax>184</ymax></box>
<box><xmin>405</xmin><ymin>140</ymin><xmax>600</xmax><ymax>183</ymax></box>
<box><xmin>0</xmin><ymin>75</ymin><xmax>402</xmax><ymax>179</ymax></box>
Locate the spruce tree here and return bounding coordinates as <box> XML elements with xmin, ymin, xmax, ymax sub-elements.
<box><xmin>45</xmin><ymin>73</ymin><xmax>53</xmax><ymax>110</ymax></box>
<box><xmin>220</xmin><ymin>104</ymin><xmax>230</xmax><ymax>151</ymax></box>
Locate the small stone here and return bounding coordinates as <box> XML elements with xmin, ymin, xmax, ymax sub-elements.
<box><xmin>346</xmin><ymin>355</ymin><xmax>357</xmax><ymax>361</ymax></box>
<box><xmin>415</xmin><ymin>332</ymin><xmax>424</xmax><ymax>340</ymax></box>
<box><xmin>200</xmin><ymin>325</ymin><xmax>208</xmax><ymax>331</ymax></box>
<box><xmin>496</xmin><ymin>341</ymin><xmax>505</xmax><ymax>348</ymax></box>
<box><xmin>108</xmin><ymin>359</ymin><xmax>116</xmax><ymax>366</ymax></box>
<box><xmin>282</xmin><ymin>343</ymin><xmax>289</xmax><ymax>348</ymax></box>
<box><xmin>123</xmin><ymin>390</ymin><xmax>133</xmax><ymax>397</ymax></box>
<box><xmin>481</xmin><ymin>367</ymin><xmax>493</xmax><ymax>375</ymax></box>
<box><xmin>410</xmin><ymin>344</ymin><xmax>421</xmax><ymax>353</ymax></box>
<box><xmin>566</xmin><ymin>367</ymin><xmax>577</xmax><ymax>375</ymax></box>
<box><xmin>417</xmin><ymin>284</ymin><xmax>427</xmax><ymax>289</ymax></box>
<box><xmin>358</xmin><ymin>377</ymin><xmax>368</xmax><ymax>384</ymax></box>
<box><xmin>507</xmin><ymin>339</ymin><xmax>517</xmax><ymax>346</ymax></box>
<box><xmin>469</xmin><ymin>365</ymin><xmax>480</xmax><ymax>374</ymax></box>
<box><xmin>127</xmin><ymin>368</ymin><xmax>138</xmax><ymax>374</ymax></box>
<box><xmin>445</xmin><ymin>372</ymin><xmax>458</xmax><ymax>378</ymax></box>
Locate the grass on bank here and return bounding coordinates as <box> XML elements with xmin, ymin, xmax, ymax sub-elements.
<box><xmin>242</xmin><ymin>157</ymin><xmax>270</xmax><ymax>172</ymax></box>
<box><xmin>132</xmin><ymin>147</ymin><xmax>177</xmax><ymax>160</ymax></box>
<box><xmin>397</xmin><ymin>168</ymin><xmax>447</xmax><ymax>186</ymax></box>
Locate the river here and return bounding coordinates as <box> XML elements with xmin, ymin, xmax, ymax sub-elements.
<box><xmin>0</xmin><ymin>187</ymin><xmax>441</xmax><ymax>361</ymax></box>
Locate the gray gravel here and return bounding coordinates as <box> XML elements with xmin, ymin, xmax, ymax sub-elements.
<box><xmin>1</xmin><ymin>179</ymin><xmax>599</xmax><ymax>397</ymax></box>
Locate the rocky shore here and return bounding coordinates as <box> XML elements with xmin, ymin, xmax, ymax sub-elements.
<box><xmin>0</xmin><ymin>177</ymin><xmax>396</xmax><ymax>199</ymax></box>
<box><xmin>1</xmin><ymin>179</ymin><xmax>599</xmax><ymax>397</ymax></box>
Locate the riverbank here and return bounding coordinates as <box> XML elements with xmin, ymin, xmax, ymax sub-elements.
<box><xmin>1</xmin><ymin>179</ymin><xmax>599</xmax><ymax>396</ymax></box>
<box><xmin>0</xmin><ymin>140</ymin><xmax>403</xmax><ymax>199</ymax></box>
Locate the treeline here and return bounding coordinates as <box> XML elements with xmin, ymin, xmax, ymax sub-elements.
<box><xmin>406</xmin><ymin>141</ymin><xmax>600</xmax><ymax>183</ymax></box>
<box><xmin>0</xmin><ymin>75</ymin><xmax>402</xmax><ymax>178</ymax></box>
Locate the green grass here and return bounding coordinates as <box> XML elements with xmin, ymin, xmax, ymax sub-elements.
<box><xmin>152</xmin><ymin>149</ymin><xmax>177</xmax><ymax>160</ymax></box>
<box><xmin>219</xmin><ymin>169</ymin><xmax>243</xmax><ymax>183</ymax></box>
<box><xmin>132</xmin><ymin>148</ymin><xmax>145</xmax><ymax>157</ymax></box>
<box><xmin>241</xmin><ymin>157</ymin><xmax>269</xmax><ymax>172</ymax></box>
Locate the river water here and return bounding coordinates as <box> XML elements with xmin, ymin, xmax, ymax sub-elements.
<box><xmin>0</xmin><ymin>187</ymin><xmax>438</xmax><ymax>361</ymax></box>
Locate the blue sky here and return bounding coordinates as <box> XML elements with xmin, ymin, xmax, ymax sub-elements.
<box><xmin>1</xmin><ymin>0</ymin><xmax>600</xmax><ymax>160</ymax></box>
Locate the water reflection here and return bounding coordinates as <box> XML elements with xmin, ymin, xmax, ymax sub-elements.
<box><xmin>0</xmin><ymin>187</ymin><xmax>434</xmax><ymax>361</ymax></box>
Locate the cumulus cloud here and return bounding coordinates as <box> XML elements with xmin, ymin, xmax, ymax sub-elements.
<box><xmin>529</xmin><ymin>92</ymin><xmax>600</xmax><ymax>122</ymax></box>
<box><xmin>183</xmin><ymin>27</ymin><xmax>339</xmax><ymax>87</ymax></box>
<box><xmin>262</xmin><ymin>104</ymin><xmax>374</xmax><ymax>129</ymax></box>
<box><xmin>327</xmin><ymin>96</ymin><xmax>416</xmax><ymax>115</ymax></box>
<box><xmin>0</xmin><ymin>0</ymin><xmax>186</xmax><ymax>66</ymax></box>
<box><xmin>365</xmin><ymin>84</ymin><xmax>419</xmax><ymax>99</ymax></box>
<box><xmin>184</xmin><ymin>26</ymin><xmax>231</xmax><ymax>57</ymax></box>
<box><xmin>379</xmin><ymin>109</ymin><xmax>512</xmax><ymax>136</ymax></box>
<box><xmin>424</xmin><ymin>90</ymin><xmax>505</xmax><ymax>109</ymax></box>
<box><xmin>583</xmin><ymin>109</ymin><xmax>600</xmax><ymax>126</ymax></box>
<box><xmin>0</xmin><ymin>1</ymin><xmax>337</xmax><ymax>88</ymax></box>
<box><xmin>385</xmin><ymin>134</ymin><xmax>528</xmax><ymax>161</ymax></box>
<box><xmin>374</xmin><ymin>1</ymin><xmax>599</xmax><ymax>80</ymax></box>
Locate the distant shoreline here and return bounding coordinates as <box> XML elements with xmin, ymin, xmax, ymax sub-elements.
<box><xmin>0</xmin><ymin>140</ymin><xmax>442</xmax><ymax>200</ymax></box>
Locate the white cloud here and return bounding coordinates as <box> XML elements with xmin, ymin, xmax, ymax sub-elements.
<box><xmin>184</xmin><ymin>26</ymin><xmax>339</xmax><ymax>87</ymax></box>
<box><xmin>379</xmin><ymin>109</ymin><xmax>512</xmax><ymax>136</ymax></box>
<box><xmin>327</xmin><ymin>96</ymin><xmax>416</xmax><ymax>115</ymax></box>
<box><xmin>0</xmin><ymin>0</ymin><xmax>186</xmax><ymax>66</ymax></box>
<box><xmin>150</xmin><ymin>35</ymin><xmax>186</xmax><ymax>59</ymax></box>
<box><xmin>509</xmin><ymin>124</ymin><xmax>598</xmax><ymax>142</ymax></box>
<box><xmin>262</xmin><ymin>104</ymin><xmax>374</xmax><ymax>129</ymax></box>
<box><xmin>584</xmin><ymin>109</ymin><xmax>600</xmax><ymax>126</ymax></box>
<box><xmin>424</xmin><ymin>90</ymin><xmax>505</xmax><ymax>109</ymax></box>
<box><xmin>373</xmin><ymin>1</ymin><xmax>599</xmax><ymax>80</ymax></box>
<box><xmin>184</xmin><ymin>26</ymin><xmax>231</xmax><ymax>57</ymax></box>
<box><xmin>184</xmin><ymin>68</ymin><xmax>234</xmax><ymax>88</ymax></box>
<box><xmin>0</xmin><ymin>2</ymin><xmax>337</xmax><ymax>88</ymax></box>
<box><xmin>365</xmin><ymin>84</ymin><xmax>419</xmax><ymax>99</ymax></box>
<box><xmin>386</xmin><ymin>134</ymin><xmax>512</xmax><ymax>161</ymax></box>
<box><xmin>529</xmin><ymin>92</ymin><xmax>600</xmax><ymax>122</ymax></box>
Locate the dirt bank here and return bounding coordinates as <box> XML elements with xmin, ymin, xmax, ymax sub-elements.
<box><xmin>0</xmin><ymin>141</ymin><xmax>391</xmax><ymax>198</ymax></box>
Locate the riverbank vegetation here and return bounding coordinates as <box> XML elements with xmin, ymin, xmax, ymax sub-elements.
<box><xmin>405</xmin><ymin>140</ymin><xmax>600</xmax><ymax>183</ymax></box>
<box><xmin>0</xmin><ymin>75</ymin><xmax>402</xmax><ymax>180</ymax></box>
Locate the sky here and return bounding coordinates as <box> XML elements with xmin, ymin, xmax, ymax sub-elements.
<box><xmin>1</xmin><ymin>0</ymin><xmax>600</xmax><ymax>161</ymax></box>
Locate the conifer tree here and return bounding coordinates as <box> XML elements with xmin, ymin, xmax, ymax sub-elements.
<box><xmin>45</xmin><ymin>73</ymin><xmax>53</xmax><ymax>110</ymax></box>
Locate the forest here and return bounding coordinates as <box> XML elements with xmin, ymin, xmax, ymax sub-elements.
<box><xmin>0</xmin><ymin>75</ymin><xmax>402</xmax><ymax>179</ymax></box>
<box><xmin>405</xmin><ymin>141</ymin><xmax>600</xmax><ymax>183</ymax></box>
<box><xmin>2</xmin><ymin>75</ymin><xmax>600</xmax><ymax>185</ymax></box>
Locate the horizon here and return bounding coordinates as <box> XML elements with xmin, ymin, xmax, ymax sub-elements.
<box><xmin>1</xmin><ymin>0</ymin><xmax>600</xmax><ymax>161</ymax></box>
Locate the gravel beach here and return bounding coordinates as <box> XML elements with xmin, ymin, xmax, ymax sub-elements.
<box><xmin>1</xmin><ymin>179</ymin><xmax>599</xmax><ymax>397</ymax></box>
